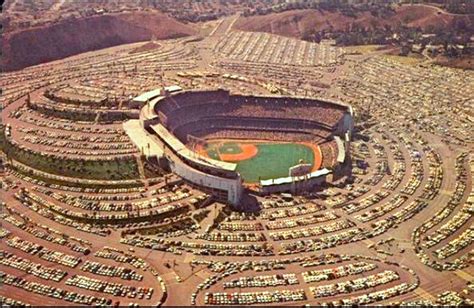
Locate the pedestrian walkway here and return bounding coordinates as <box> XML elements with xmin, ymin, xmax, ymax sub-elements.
<box><xmin>124</xmin><ymin>120</ymin><xmax>164</xmax><ymax>157</ymax></box>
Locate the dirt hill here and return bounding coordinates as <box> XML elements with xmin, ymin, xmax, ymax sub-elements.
<box><xmin>234</xmin><ymin>5</ymin><xmax>473</xmax><ymax>39</ymax></box>
<box><xmin>1</xmin><ymin>11</ymin><xmax>197</xmax><ymax>71</ymax></box>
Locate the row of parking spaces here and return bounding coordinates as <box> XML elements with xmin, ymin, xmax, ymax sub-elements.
<box><xmin>214</xmin><ymin>31</ymin><xmax>344</xmax><ymax>67</ymax></box>
<box><xmin>190</xmin><ymin>254</ymin><xmax>419</xmax><ymax>306</ymax></box>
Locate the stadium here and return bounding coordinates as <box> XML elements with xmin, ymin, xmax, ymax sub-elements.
<box><xmin>131</xmin><ymin>87</ymin><xmax>353</xmax><ymax>210</ymax></box>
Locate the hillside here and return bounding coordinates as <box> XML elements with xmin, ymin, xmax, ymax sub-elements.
<box><xmin>234</xmin><ymin>5</ymin><xmax>473</xmax><ymax>40</ymax></box>
<box><xmin>1</xmin><ymin>11</ymin><xmax>197</xmax><ymax>71</ymax></box>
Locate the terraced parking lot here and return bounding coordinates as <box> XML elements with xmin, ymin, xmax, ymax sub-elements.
<box><xmin>0</xmin><ymin>11</ymin><xmax>473</xmax><ymax>307</ymax></box>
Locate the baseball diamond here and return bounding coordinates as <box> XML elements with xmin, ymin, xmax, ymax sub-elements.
<box><xmin>198</xmin><ymin>141</ymin><xmax>319</xmax><ymax>183</ymax></box>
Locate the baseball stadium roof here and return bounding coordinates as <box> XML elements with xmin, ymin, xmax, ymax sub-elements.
<box><xmin>133</xmin><ymin>89</ymin><xmax>162</xmax><ymax>103</ymax></box>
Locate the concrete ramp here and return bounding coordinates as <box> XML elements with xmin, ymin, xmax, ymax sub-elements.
<box><xmin>123</xmin><ymin>120</ymin><xmax>164</xmax><ymax>158</ymax></box>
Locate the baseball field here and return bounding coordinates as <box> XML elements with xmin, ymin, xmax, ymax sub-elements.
<box><xmin>196</xmin><ymin>140</ymin><xmax>322</xmax><ymax>183</ymax></box>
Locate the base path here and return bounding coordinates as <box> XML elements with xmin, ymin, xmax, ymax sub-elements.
<box><xmin>195</xmin><ymin>141</ymin><xmax>258</xmax><ymax>162</ymax></box>
<box><xmin>219</xmin><ymin>144</ymin><xmax>258</xmax><ymax>162</ymax></box>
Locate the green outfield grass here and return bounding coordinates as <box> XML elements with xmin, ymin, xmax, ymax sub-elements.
<box><xmin>204</xmin><ymin>141</ymin><xmax>314</xmax><ymax>183</ymax></box>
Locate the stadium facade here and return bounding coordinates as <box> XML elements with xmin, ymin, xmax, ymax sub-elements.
<box><xmin>131</xmin><ymin>87</ymin><xmax>353</xmax><ymax>210</ymax></box>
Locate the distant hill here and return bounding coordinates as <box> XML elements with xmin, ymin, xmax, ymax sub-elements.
<box><xmin>1</xmin><ymin>11</ymin><xmax>196</xmax><ymax>71</ymax></box>
<box><xmin>234</xmin><ymin>5</ymin><xmax>473</xmax><ymax>41</ymax></box>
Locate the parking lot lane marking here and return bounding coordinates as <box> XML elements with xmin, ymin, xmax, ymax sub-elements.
<box><xmin>161</xmin><ymin>272</ymin><xmax>177</xmax><ymax>282</ymax></box>
<box><xmin>363</xmin><ymin>239</ymin><xmax>374</xmax><ymax>246</ymax></box>
<box><xmin>196</xmin><ymin>269</ymin><xmax>213</xmax><ymax>280</ymax></box>
<box><xmin>183</xmin><ymin>252</ymin><xmax>194</xmax><ymax>264</ymax></box>
<box><xmin>455</xmin><ymin>270</ymin><xmax>473</xmax><ymax>282</ymax></box>
<box><xmin>439</xmin><ymin>189</ymin><xmax>454</xmax><ymax>196</ymax></box>
<box><xmin>415</xmin><ymin>287</ymin><xmax>436</xmax><ymax>301</ymax></box>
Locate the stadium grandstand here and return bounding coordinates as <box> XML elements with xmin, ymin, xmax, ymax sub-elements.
<box><xmin>125</xmin><ymin>87</ymin><xmax>353</xmax><ymax>210</ymax></box>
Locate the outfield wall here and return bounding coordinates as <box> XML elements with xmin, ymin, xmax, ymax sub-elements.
<box><xmin>260</xmin><ymin>168</ymin><xmax>331</xmax><ymax>195</ymax></box>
